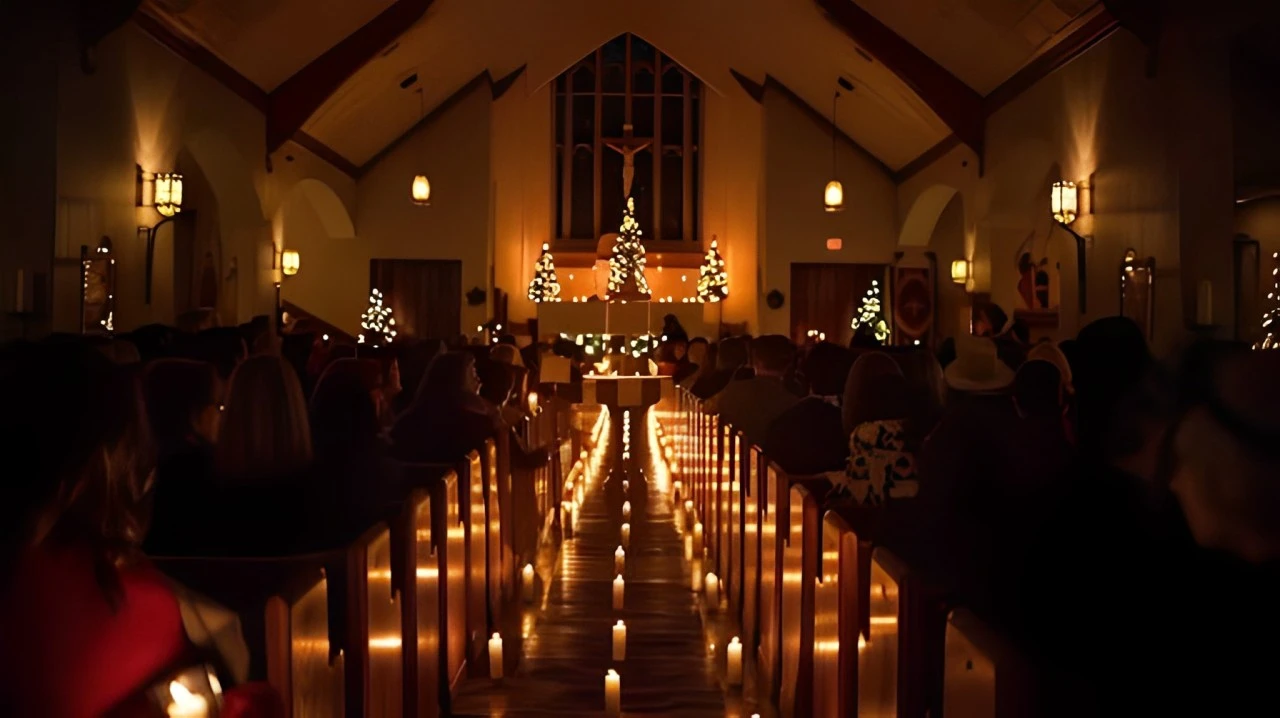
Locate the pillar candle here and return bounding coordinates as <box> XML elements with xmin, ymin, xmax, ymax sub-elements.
<box><xmin>727</xmin><ymin>636</ymin><xmax>743</xmax><ymax>686</ymax></box>
<box><xmin>692</xmin><ymin>522</ymin><xmax>704</xmax><ymax>556</ymax></box>
<box><xmin>691</xmin><ymin>558</ymin><xmax>704</xmax><ymax>592</ymax></box>
<box><xmin>612</xmin><ymin>620</ymin><xmax>627</xmax><ymax>660</ymax></box>
<box><xmin>673</xmin><ymin>480</ymin><xmax>683</xmax><ymax>501</ymax></box>
<box><xmin>615</xmin><ymin>545</ymin><xmax>626</xmax><ymax>573</ymax></box>
<box><xmin>684</xmin><ymin>534</ymin><xmax>694</xmax><ymax>561</ymax></box>
<box><xmin>605</xmin><ymin>669</ymin><xmax>621</xmax><ymax>714</ymax></box>
<box><xmin>1196</xmin><ymin>280</ymin><xmax>1213</xmax><ymax>325</ymax></box>
<box><xmin>613</xmin><ymin>574</ymin><xmax>624</xmax><ymax>610</ymax></box>
<box><xmin>622</xmin><ymin>479</ymin><xmax>629</xmax><ymax>494</ymax></box>
<box><xmin>674</xmin><ymin>506</ymin><xmax>685</xmax><ymax>535</ymax></box>
<box><xmin>522</xmin><ymin>563</ymin><xmax>535</xmax><ymax>602</ymax></box>
<box><xmin>622</xmin><ymin>500</ymin><xmax>631</xmax><ymax>520</ymax></box>
<box><xmin>705</xmin><ymin>572</ymin><xmax>719</xmax><ymax>609</ymax></box>
<box><xmin>488</xmin><ymin>633</ymin><xmax>504</xmax><ymax>679</ymax></box>
<box><xmin>621</xmin><ymin>522</ymin><xmax>630</xmax><ymax>549</ymax></box>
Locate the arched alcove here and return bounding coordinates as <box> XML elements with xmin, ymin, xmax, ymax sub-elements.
<box><xmin>898</xmin><ymin>184</ymin><xmax>966</xmax><ymax>341</ymax></box>
<box><xmin>274</xmin><ymin>178</ymin><xmax>358</xmax><ymax>329</ymax></box>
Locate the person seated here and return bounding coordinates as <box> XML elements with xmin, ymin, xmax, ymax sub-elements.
<box><xmin>709</xmin><ymin>335</ymin><xmax>800</xmax><ymax>444</ymax></box>
<box><xmin>679</xmin><ymin>338</ymin><xmax>711</xmax><ymax>390</ymax></box>
<box><xmin>146</xmin><ymin>355</ymin><xmax>316</xmax><ymax>557</ymax></box>
<box><xmin>391</xmin><ymin>351</ymin><xmax>501</xmax><ymax>464</ymax></box>
<box><xmin>690</xmin><ymin>336</ymin><xmax>748</xmax><ymax>399</ymax></box>
<box><xmin>763</xmin><ymin>341</ymin><xmax>854</xmax><ymax>475</ymax></box>
<box><xmin>835</xmin><ymin>352</ymin><xmax>917</xmax><ymax>505</ymax></box>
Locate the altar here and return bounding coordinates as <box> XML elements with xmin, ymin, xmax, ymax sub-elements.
<box><xmin>535</xmin><ymin>300</ymin><xmax>714</xmax><ymax>340</ymax></box>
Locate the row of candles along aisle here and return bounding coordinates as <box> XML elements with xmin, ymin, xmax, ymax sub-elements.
<box><xmin>496</xmin><ymin>408</ymin><xmax>757</xmax><ymax>715</ymax></box>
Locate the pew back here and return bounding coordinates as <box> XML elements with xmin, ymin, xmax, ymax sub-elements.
<box><xmin>779</xmin><ymin>484</ymin><xmax>821</xmax><ymax>717</ymax></box>
<box><xmin>944</xmin><ymin>608</ymin><xmax>1034</xmax><ymax>718</ymax></box>
<box><xmin>860</xmin><ymin>548</ymin><xmax>904</xmax><ymax>718</ymax></box>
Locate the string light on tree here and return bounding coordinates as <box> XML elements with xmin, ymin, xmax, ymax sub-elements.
<box><xmin>696</xmin><ymin>236</ymin><xmax>728</xmax><ymax>303</ymax></box>
<box><xmin>607</xmin><ymin>197</ymin><xmax>651</xmax><ymax>299</ymax></box>
<box><xmin>850</xmin><ymin>280</ymin><xmax>890</xmax><ymax>344</ymax></box>
<box><xmin>527</xmin><ymin>243</ymin><xmax>562</xmax><ymax>303</ymax></box>
<box><xmin>358</xmin><ymin>288</ymin><xmax>397</xmax><ymax>346</ymax></box>
<box><xmin>1259</xmin><ymin>251</ymin><xmax>1280</xmax><ymax>349</ymax></box>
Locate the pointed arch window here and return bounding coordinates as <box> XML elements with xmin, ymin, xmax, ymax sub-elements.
<box><xmin>554</xmin><ymin>33</ymin><xmax>700</xmax><ymax>246</ymax></box>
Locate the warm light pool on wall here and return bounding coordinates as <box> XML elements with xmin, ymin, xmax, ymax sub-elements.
<box><xmin>824</xmin><ymin>90</ymin><xmax>844</xmax><ymax>212</ymax></box>
<box><xmin>136</xmin><ymin>165</ymin><xmax>186</xmax><ymax>304</ymax></box>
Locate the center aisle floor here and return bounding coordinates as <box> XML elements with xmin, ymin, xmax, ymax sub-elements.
<box><xmin>453</xmin><ymin>407</ymin><xmax>726</xmax><ymax>716</ymax></box>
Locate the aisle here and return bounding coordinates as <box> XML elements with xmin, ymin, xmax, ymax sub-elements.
<box><xmin>453</xmin><ymin>407</ymin><xmax>726</xmax><ymax>716</ymax></box>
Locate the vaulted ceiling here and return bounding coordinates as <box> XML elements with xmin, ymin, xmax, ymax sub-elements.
<box><xmin>140</xmin><ymin>0</ymin><xmax>1110</xmax><ymax>173</ymax></box>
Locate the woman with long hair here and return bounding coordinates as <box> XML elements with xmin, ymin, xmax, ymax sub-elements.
<box><xmin>215</xmin><ymin>355</ymin><xmax>313</xmax><ymax>484</ymax></box>
<box><xmin>837</xmin><ymin>352</ymin><xmax>918</xmax><ymax>505</ymax></box>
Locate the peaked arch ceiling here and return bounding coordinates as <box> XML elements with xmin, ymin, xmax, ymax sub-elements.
<box><xmin>139</xmin><ymin>0</ymin><xmax>1110</xmax><ymax>172</ymax></box>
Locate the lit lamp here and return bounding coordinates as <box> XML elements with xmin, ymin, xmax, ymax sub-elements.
<box><xmin>823</xmin><ymin>180</ymin><xmax>844</xmax><ymax>213</ymax></box>
<box><xmin>950</xmin><ymin>259</ymin><xmax>969</xmax><ymax>285</ymax></box>
<box><xmin>1051</xmin><ymin>180</ymin><xmax>1078</xmax><ymax>224</ymax></box>
<box><xmin>137</xmin><ymin>166</ymin><xmax>187</xmax><ymax>305</ymax></box>
<box><xmin>411</xmin><ymin>174</ymin><xmax>431</xmax><ymax>206</ymax></box>
<box><xmin>281</xmin><ymin>250</ymin><xmax>301</xmax><ymax>277</ymax></box>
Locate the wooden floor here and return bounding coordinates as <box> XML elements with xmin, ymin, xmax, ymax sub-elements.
<box><xmin>454</xmin><ymin>408</ymin><xmax>752</xmax><ymax>716</ymax></box>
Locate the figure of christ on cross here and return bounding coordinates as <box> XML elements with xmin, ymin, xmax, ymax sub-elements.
<box><xmin>604</xmin><ymin>123</ymin><xmax>653</xmax><ymax>199</ymax></box>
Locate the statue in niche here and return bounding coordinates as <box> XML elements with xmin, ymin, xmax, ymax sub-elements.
<box><xmin>1014</xmin><ymin>231</ymin><xmax>1059</xmax><ymax>311</ymax></box>
<box><xmin>604</xmin><ymin>123</ymin><xmax>652</xmax><ymax>198</ymax></box>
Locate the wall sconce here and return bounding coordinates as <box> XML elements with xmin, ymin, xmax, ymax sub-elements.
<box><xmin>1051</xmin><ymin>181</ymin><xmax>1077</xmax><ymax>224</ymax></box>
<box><xmin>1050</xmin><ymin>179</ymin><xmax>1088</xmax><ymax>313</ymax></box>
<box><xmin>282</xmin><ymin>250</ymin><xmax>300</xmax><ymax>277</ymax></box>
<box><xmin>411</xmin><ymin>174</ymin><xmax>431</xmax><ymax>206</ymax></box>
<box><xmin>950</xmin><ymin>259</ymin><xmax>969</xmax><ymax>284</ymax></box>
<box><xmin>136</xmin><ymin>165</ymin><xmax>187</xmax><ymax>305</ymax></box>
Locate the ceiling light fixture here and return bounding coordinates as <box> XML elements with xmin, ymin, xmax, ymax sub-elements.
<box><xmin>411</xmin><ymin>87</ymin><xmax>430</xmax><ymax>206</ymax></box>
<box><xmin>824</xmin><ymin>90</ymin><xmax>843</xmax><ymax>212</ymax></box>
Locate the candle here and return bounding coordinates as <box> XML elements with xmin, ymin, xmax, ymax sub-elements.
<box><xmin>709</xmin><ymin>642</ymin><xmax>716</xmax><ymax>658</ymax></box>
<box><xmin>675</xmin><ymin>506</ymin><xmax>685</xmax><ymax>535</ymax></box>
<box><xmin>727</xmin><ymin>636</ymin><xmax>743</xmax><ymax>686</ymax></box>
<box><xmin>605</xmin><ymin>669</ymin><xmax>621</xmax><ymax>714</ymax></box>
<box><xmin>615</xmin><ymin>545</ymin><xmax>626</xmax><ymax>573</ymax></box>
<box><xmin>166</xmin><ymin>681</ymin><xmax>208</xmax><ymax>718</ymax></box>
<box><xmin>673</xmin><ymin>480</ymin><xmax>683</xmax><ymax>501</ymax></box>
<box><xmin>1196</xmin><ymin>279</ymin><xmax>1213</xmax><ymax>325</ymax></box>
<box><xmin>684</xmin><ymin>534</ymin><xmax>694</xmax><ymax>560</ymax></box>
<box><xmin>691</xmin><ymin>558</ymin><xmax>704</xmax><ymax>591</ymax></box>
<box><xmin>522</xmin><ymin>563</ymin><xmax>535</xmax><ymax>602</ymax></box>
<box><xmin>684</xmin><ymin>500</ymin><xmax>694</xmax><ymax>526</ymax></box>
<box><xmin>692</xmin><ymin>522</ymin><xmax>704</xmax><ymax>556</ymax></box>
<box><xmin>613</xmin><ymin>574</ymin><xmax>625</xmax><ymax>609</ymax></box>
<box><xmin>13</xmin><ymin>269</ymin><xmax>23</xmax><ymax>313</ymax></box>
<box><xmin>622</xmin><ymin>479</ymin><xmax>630</xmax><ymax>494</ymax></box>
<box><xmin>612</xmin><ymin>620</ymin><xmax>627</xmax><ymax>660</ymax></box>
<box><xmin>488</xmin><ymin>633</ymin><xmax>504</xmax><ymax>679</ymax></box>
<box><xmin>622</xmin><ymin>500</ymin><xmax>631</xmax><ymax>520</ymax></box>
<box><xmin>705</xmin><ymin>572</ymin><xmax>720</xmax><ymax>609</ymax></box>
<box><xmin>621</xmin><ymin>522</ymin><xmax>630</xmax><ymax>549</ymax></box>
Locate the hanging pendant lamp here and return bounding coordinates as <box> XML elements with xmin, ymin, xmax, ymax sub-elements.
<box><xmin>824</xmin><ymin>90</ymin><xmax>843</xmax><ymax>213</ymax></box>
<box><xmin>411</xmin><ymin>87</ymin><xmax>431</xmax><ymax>206</ymax></box>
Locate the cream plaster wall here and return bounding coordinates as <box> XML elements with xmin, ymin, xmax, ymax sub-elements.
<box><xmin>759</xmin><ymin>85</ymin><xmax>899</xmax><ymax>338</ymax></box>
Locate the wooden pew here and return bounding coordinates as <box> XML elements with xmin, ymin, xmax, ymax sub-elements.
<box><xmin>778</xmin><ymin>484</ymin><xmax>821</xmax><ymax>717</ymax></box>
<box><xmin>812</xmin><ymin>509</ymin><xmax>873</xmax><ymax>718</ymax></box>
<box><xmin>354</xmin><ymin>522</ymin><xmax>403</xmax><ymax>718</ymax></box>
<box><xmin>456</xmin><ymin>453</ymin><xmax>489</xmax><ymax>675</ymax></box>
<box><xmin>718</xmin><ymin>426</ymin><xmax>739</xmax><ymax>609</ymax></box>
<box><xmin>943</xmin><ymin>608</ymin><xmax>1034</xmax><ymax>718</ymax></box>
<box><xmin>478</xmin><ymin>439</ymin><xmax>504</xmax><ymax>631</ymax></box>
<box><xmin>859</xmin><ymin>547</ymin><xmax>947</xmax><ymax>718</ymax></box>
<box><xmin>153</xmin><ymin>553</ymin><xmax>345</xmax><ymax>717</ymax></box>
<box><xmin>740</xmin><ymin>445</ymin><xmax>762</xmax><ymax>652</ymax></box>
<box><xmin>391</xmin><ymin>488</ymin><xmax>442</xmax><ymax>718</ymax></box>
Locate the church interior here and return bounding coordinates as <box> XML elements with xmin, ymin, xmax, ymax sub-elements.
<box><xmin>3</xmin><ymin>0</ymin><xmax>1280</xmax><ymax>716</ymax></box>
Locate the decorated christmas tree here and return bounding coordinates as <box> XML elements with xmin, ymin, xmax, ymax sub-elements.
<box><xmin>607</xmin><ymin>197</ymin><xmax>651</xmax><ymax>299</ymax></box>
<box><xmin>696</xmin><ymin>236</ymin><xmax>728</xmax><ymax>303</ymax></box>
<box><xmin>1261</xmin><ymin>251</ymin><xmax>1280</xmax><ymax>349</ymax></box>
<box><xmin>850</xmin><ymin>280</ymin><xmax>891</xmax><ymax>344</ymax></box>
<box><xmin>527</xmin><ymin>243</ymin><xmax>562</xmax><ymax>303</ymax></box>
<box><xmin>358</xmin><ymin>288</ymin><xmax>398</xmax><ymax>346</ymax></box>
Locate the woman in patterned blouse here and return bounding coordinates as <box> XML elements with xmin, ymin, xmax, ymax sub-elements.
<box><xmin>837</xmin><ymin>352</ymin><xmax>918</xmax><ymax>505</ymax></box>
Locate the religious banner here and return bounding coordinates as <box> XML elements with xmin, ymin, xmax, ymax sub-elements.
<box><xmin>892</xmin><ymin>266</ymin><xmax>934</xmax><ymax>344</ymax></box>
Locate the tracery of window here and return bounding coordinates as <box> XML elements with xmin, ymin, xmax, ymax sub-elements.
<box><xmin>554</xmin><ymin>34</ymin><xmax>700</xmax><ymax>247</ymax></box>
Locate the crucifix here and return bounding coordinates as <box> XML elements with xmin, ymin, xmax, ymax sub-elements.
<box><xmin>604</xmin><ymin>123</ymin><xmax>652</xmax><ymax>199</ymax></box>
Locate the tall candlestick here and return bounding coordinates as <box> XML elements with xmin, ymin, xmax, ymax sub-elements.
<box><xmin>684</xmin><ymin>534</ymin><xmax>694</xmax><ymax>561</ymax></box>
<box><xmin>615</xmin><ymin>545</ymin><xmax>626</xmax><ymax>573</ymax></box>
<box><xmin>488</xmin><ymin>633</ymin><xmax>504</xmax><ymax>679</ymax></box>
<box><xmin>522</xmin><ymin>563</ymin><xmax>535</xmax><ymax>602</ymax></box>
<box><xmin>605</xmin><ymin>669</ymin><xmax>621</xmax><ymax>714</ymax></box>
<box><xmin>684</xmin><ymin>500</ymin><xmax>694</xmax><ymax>529</ymax></box>
<box><xmin>613</xmin><ymin>574</ymin><xmax>625</xmax><ymax>610</ymax></box>
<box><xmin>621</xmin><ymin>522</ymin><xmax>630</xmax><ymax>549</ymax></box>
<box><xmin>622</xmin><ymin>500</ymin><xmax>631</xmax><ymax>520</ymax></box>
<box><xmin>675</xmin><ymin>506</ymin><xmax>686</xmax><ymax>535</ymax></box>
<box><xmin>691</xmin><ymin>558</ymin><xmax>704</xmax><ymax>592</ymax></box>
<box><xmin>705</xmin><ymin>572</ymin><xmax>720</xmax><ymax>609</ymax></box>
<box><xmin>727</xmin><ymin>636</ymin><xmax>743</xmax><ymax>686</ymax></box>
<box><xmin>612</xmin><ymin>620</ymin><xmax>627</xmax><ymax>660</ymax></box>
<box><xmin>692</xmin><ymin>522</ymin><xmax>704</xmax><ymax>556</ymax></box>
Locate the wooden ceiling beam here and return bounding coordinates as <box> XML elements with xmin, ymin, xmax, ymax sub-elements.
<box><xmin>815</xmin><ymin>0</ymin><xmax>985</xmax><ymax>159</ymax></box>
<box><xmin>266</xmin><ymin>0</ymin><xmax>436</xmax><ymax>155</ymax></box>
<box><xmin>985</xmin><ymin>10</ymin><xmax>1120</xmax><ymax>115</ymax></box>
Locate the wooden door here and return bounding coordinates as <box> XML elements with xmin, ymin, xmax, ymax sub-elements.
<box><xmin>369</xmin><ymin>259</ymin><xmax>463</xmax><ymax>340</ymax></box>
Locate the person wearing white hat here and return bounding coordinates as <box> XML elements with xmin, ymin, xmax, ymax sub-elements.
<box><xmin>942</xmin><ymin>334</ymin><xmax>1015</xmax><ymax>393</ymax></box>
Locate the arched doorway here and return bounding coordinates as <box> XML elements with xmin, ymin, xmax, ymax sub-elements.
<box><xmin>897</xmin><ymin>184</ymin><xmax>966</xmax><ymax>342</ymax></box>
